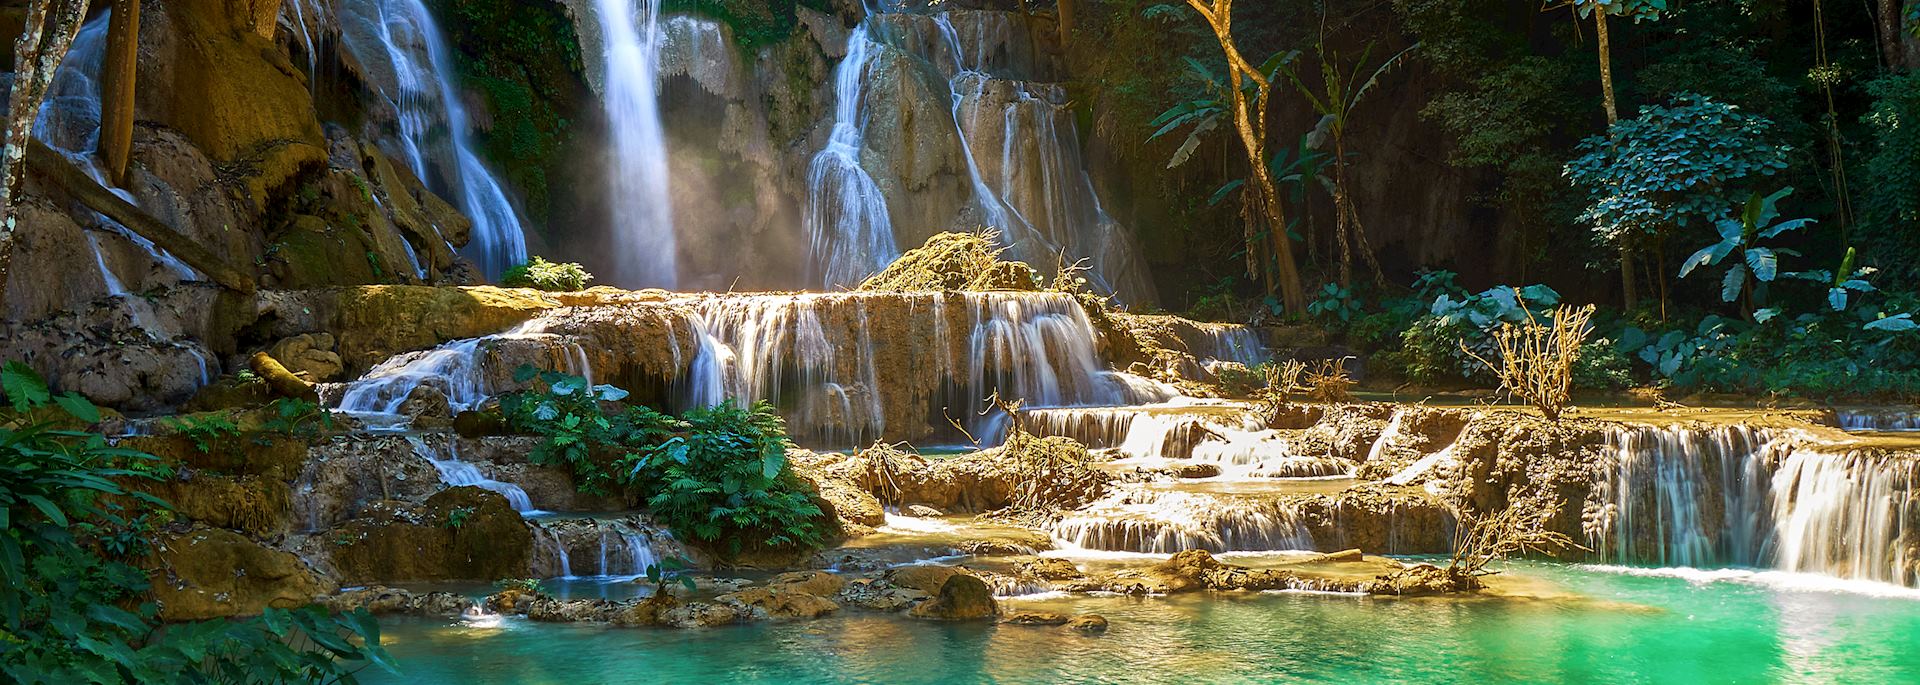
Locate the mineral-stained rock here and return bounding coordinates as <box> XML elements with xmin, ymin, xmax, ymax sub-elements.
<box><xmin>324</xmin><ymin>487</ymin><xmax>531</xmax><ymax>583</ymax></box>
<box><xmin>135</xmin><ymin>472</ymin><xmax>292</xmax><ymax>538</ymax></box>
<box><xmin>835</xmin><ymin>579</ymin><xmax>930</xmax><ymax>612</ymax></box>
<box><xmin>268</xmin><ymin>333</ymin><xmax>346</xmax><ymax>382</ymax></box>
<box><xmin>907</xmin><ymin>574</ymin><xmax>1000</xmax><ymax>621</ymax></box>
<box><xmin>1064</xmin><ymin>614</ymin><xmax>1109</xmax><ymax>633</ymax></box>
<box><xmin>882</xmin><ymin>564</ymin><xmax>971</xmax><ymax>594</ymax></box>
<box><xmin>254</xmin><ymin>286</ymin><xmax>562</xmax><ymax>373</ymax></box>
<box><xmin>662</xmin><ymin>601</ymin><xmax>746</xmax><ymax>628</ymax></box>
<box><xmin>767</xmin><ymin>570</ymin><xmax>848</xmax><ymax>597</ymax></box>
<box><xmin>716</xmin><ymin>586</ymin><xmax>840</xmax><ymax>621</ymax></box>
<box><xmin>121</xmin><ymin>434</ymin><xmax>309</xmax><ymax>481</ymax></box>
<box><xmin>148</xmin><ymin>526</ymin><xmax>330</xmax><ymax>621</ymax></box>
<box><xmin>1015</xmin><ymin>557</ymin><xmax>1085</xmax><ymax>582</ymax></box>
<box><xmin>325</xmin><ymin>587</ymin><xmax>470</xmax><ymax>617</ymax></box>
<box><xmin>295</xmin><ymin>435</ymin><xmax>442</xmax><ymax>531</ymax></box>
<box><xmin>529</xmin><ymin>597</ymin><xmax>620</xmax><ymax>623</ymax></box>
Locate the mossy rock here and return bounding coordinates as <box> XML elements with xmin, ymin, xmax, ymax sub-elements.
<box><xmin>182</xmin><ymin>377</ymin><xmax>275</xmax><ymax>412</ymax></box>
<box><xmin>256</xmin><ymin>285</ymin><xmax>562</xmax><ymax>372</ymax></box>
<box><xmin>123</xmin><ymin>433</ymin><xmax>309</xmax><ymax>481</ymax></box>
<box><xmin>264</xmin><ymin>215</ymin><xmax>380</xmax><ymax>288</ymax></box>
<box><xmin>324</xmin><ymin>487</ymin><xmax>533</xmax><ymax>584</ymax></box>
<box><xmin>147</xmin><ymin>526</ymin><xmax>331</xmax><ymax>621</ymax></box>
<box><xmin>133</xmin><ymin>473</ymin><xmax>293</xmax><ymax>538</ymax></box>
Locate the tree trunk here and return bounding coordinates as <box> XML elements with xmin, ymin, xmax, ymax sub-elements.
<box><xmin>26</xmin><ymin>137</ymin><xmax>258</xmax><ymax>294</ymax></box>
<box><xmin>1594</xmin><ymin>9</ymin><xmax>1639</xmax><ymax>308</ymax></box>
<box><xmin>1189</xmin><ymin>0</ymin><xmax>1307</xmax><ymax>316</ymax></box>
<box><xmin>0</xmin><ymin>0</ymin><xmax>92</xmax><ymax>317</ymax></box>
<box><xmin>101</xmin><ymin>0</ymin><xmax>141</xmax><ymax>188</ymax></box>
<box><xmin>1057</xmin><ymin>0</ymin><xmax>1076</xmax><ymax>44</ymax></box>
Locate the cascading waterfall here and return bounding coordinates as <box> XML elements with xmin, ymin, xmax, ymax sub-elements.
<box><xmin>335</xmin><ymin>319</ymin><xmax>594</xmax><ymax>420</ymax></box>
<box><xmin>1053</xmin><ymin>489</ymin><xmax>1313</xmax><ymax>554</ymax></box>
<box><xmin>363</xmin><ymin>0</ymin><xmax>528</xmax><ymax>278</ymax></box>
<box><xmin>408</xmin><ymin>435</ymin><xmax>534</xmax><ymax>512</ymax></box>
<box><xmin>34</xmin><ymin>14</ymin><xmax>198</xmax><ymax>298</ymax></box>
<box><xmin>804</xmin><ymin>23</ymin><xmax>898</xmax><ymax>289</ymax></box>
<box><xmin>1838</xmin><ymin>409</ymin><xmax>1920</xmax><ymax>431</ymax></box>
<box><xmin>805</xmin><ymin>6</ymin><xmax>1149</xmax><ymax>299</ymax></box>
<box><xmin>595</xmin><ymin>0</ymin><xmax>678</xmax><ymax>288</ymax></box>
<box><xmin>1592</xmin><ymin>425</ymin><xmax>1919</xmax><ymax>587</ymax></box>
<box><xmin>675</xmin><ymin>292</ymin><xmax>1174</xmax><ymax>445</ymax></box>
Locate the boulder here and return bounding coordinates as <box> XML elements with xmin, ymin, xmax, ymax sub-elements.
<box><xmin>882</xmin><ymin>564</ymin><xmax>970</xmax><ymax>594</ymax></box>
<box><xmin>1064</xmin><ymin>614</ymin><xmax>1109</xmax><ymax>633</ymax></box>
<box><xmin>325</xmin><ymin>587</ymin><xmax>470</xmax><ymax>617</ymax></box>
<box><xmin>716</xmin><ymin>586</ymin><xmax>840</xmax><ymax>621</ymax></box>
<box><xmin>834</xmin><ymin>579</ymin><xmax>929</xmax><ymax>612</ymax></box>
<box><xmin>662</xmin><ymin>602</ymin><xmax>745</xmax><ymax>629</ymax></box>
<box><xmin>767</xmin><ymin>570</ymin><xmax>847</xmax><ymax>597</ymax></box>
<box><xmin>268</xmin><ymin>334</ymin><xmax>345</xmax><ymax>382</ymax></box>
<box><xmin>1015</xmin><ymin>557</ymin><xmax>1084</xmax><ymax>582</ymax></box>
<box><xmin>907</xmin><ymin>574</ymin><xmax>999</xmax><ymax>621</ymax></box>
<box><xmin>148</xmin><ymin>527</ymin><xmax>330</xmax><ymax>621</ymax></box>
<box><xmin>324</xmin><ymin>487</ymin><xmax>532</xmax><ymax>583</ymax></box>
<box><xmin>905</xmin><ymin>505</ymin><xmax>945</xmax><ymax>518</ymax></box>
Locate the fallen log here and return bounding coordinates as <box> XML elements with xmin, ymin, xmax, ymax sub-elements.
<box><xmin>25</xmin><ymin>137</ymin><xmax>256</xmax><ymax>294</ymax></box>
<box><xmin>249</xmin><ymin>351</ymin><xmax>318</xmax><ymax>403</ymax></box>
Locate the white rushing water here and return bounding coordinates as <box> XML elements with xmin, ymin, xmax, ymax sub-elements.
<box><xmin>1592</xmin><ymin>425</ymin><xmax>1918</xmax><ymax>587</ymax></box>
<box><xmin>804</xmin><ymin>22</ymin><xmax>899</xmax><ymax>289</ymax></box>
<box><xmin>408</xmin><ymin>435</ymin><xmax>534</xmax><ymax>512</ymax></box>
<box><xmin>367</xmin><ymin>0</ymin><xmax>529</xmax><ymax>279</ymax></box>
<box><xmin>595</xmin><ymin>0</ymin><xmax>678</xmax><ymax>288</ymax></box>
<box><xmin>804</xmin><ymin>6</ymin><xmax>1149</xmax><ymax>299</ymax></box>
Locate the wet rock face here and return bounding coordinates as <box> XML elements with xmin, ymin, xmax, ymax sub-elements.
<box><xmin>148</xmin><ymin>526</ymin><xmax>331</xmax><ymax>621</ymax></box>
<box><xmin>326</xmin><ymin>586</ymin><xmax>472</xmax><ymax>617</ymax></box>
<box><xmin>255</xmin><ymin>286</ymin><xmax>562</xmax><ymax>374</ymax></box>
<box><xmin>907</xmin><ymin>574</ymin><xmax>1000</xmax><ymax>620</ymax></box>
<box><xmin>323</xmin><ymin>486</ymin><xmax>532</xmax><ymax>583</ymax></box>
<box><xmin>294</xmin><ymin>436</ymin><xmax>442</xmax><ymax>532</ymax></box>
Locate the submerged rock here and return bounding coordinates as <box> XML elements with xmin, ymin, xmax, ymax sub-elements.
<box><xmin>1001</xmin><ymin>611</ymin><xmax>1070</xmax><ymax>626</ymax></box>
<box><xmin>717</xmin><ymin>586</ymin><xmax>841</xmax><ymax>621</ymax></box>
<box><xmin>1064</xmin><ymin>614</ymin><xmax>1110</xmax><ymax>633</ymax></box>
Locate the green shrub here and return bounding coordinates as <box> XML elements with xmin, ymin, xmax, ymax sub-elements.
<box><xmin>499</xmin><ymin>366</ymin><xmax>828</xmax><ymax>553</ymax></box>
<box><xmin>0</xmin><ymin>362</ymin><xmax>392</xmax><ymax>683</ymax></box>
<box><xmin>1571</xmin><ymin>339</ymin><xmax>1635</xmax><ymax>391</ymax></box>
<box><xmin>502</xmin><ymin>256</ymin><xmax>594</xmax><ymax>291</ymax></box>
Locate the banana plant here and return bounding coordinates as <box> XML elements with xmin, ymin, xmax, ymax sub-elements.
<box><xmin>1787</xmin><ymin>246</ymin><xmax>1877</xmax><ymax>311</ymax></box>
<box><xmin>1676</xmin><ymin>187</ymin><xmax>1812</xmax><ymax>308</ymax></box>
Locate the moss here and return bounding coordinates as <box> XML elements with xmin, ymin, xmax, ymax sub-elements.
<box><xmin>663</xmin><ymin>0</ymin><xmax>828</xmax><ymax>52</ymax></box>
<box><xmin>425</xmin><ymin>0</ymin><xmax>588</xmax><ymax>229</ymax></box>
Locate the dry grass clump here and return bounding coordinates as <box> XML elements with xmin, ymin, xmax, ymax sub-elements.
<box><xmin>984</xmin><ymin>395</ymin><xmax>1109</xmax><ymax>515</ymax></box>
<box><xmin>854</xmin><ymin>441</ymin><xmax>922</xmax><ymax>505</ymax></box>
<box><xmin>858</xmin><ymin>229</ymin><xmax>1040</xmax><ymax>292</ymax></box>
<box><xmin>1303</xmin><ymin>358</ymin><xmax>1355</xmax><ymax>403</ymax></box>
<box><xmin>1463</xmin><ymin>302</ymin><xmax>1594</xmax><ymax>421</ymax></box>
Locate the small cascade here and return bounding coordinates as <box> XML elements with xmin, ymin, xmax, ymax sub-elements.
<box><xmin>1052</xmin><ymin>489</ymin><xmax>1313</xmax><ymax>554</ymax></box>
<box><xmin>535</xmin><ymin>526</ymin><xmax>573</xmax><ymax>579</ymax></box>
<box><xmin>336</xmin><ymin>319</ymin><xmax>593</xmax><ymax>420</ymax></box>
<box><xmin>1591</xmin><ymin>425</ymin><xmax>1919</xmax><ymax>587</ymax></box>
<box><xmin>408</xmin><ymin>435</ymin><xmax>534</xmax><ymax>512</ymax></box>
<box><xmin>805</xmin><ymin>22</ymin><xmax>898</xmax><ymax>288</ymax></box>
<box><xmin>595</xmin><ymin>530</ymin><xmax>660</xmax><ymax>579</ymax></box>
<box><xmin>1769</xmin><ymin>448</ymin><xmax>1918</xmax><ymax>585</ymax></box>
<box><xmin>1838</xmin><ymin>409</ymin><xmax>1920</xmax><ymax>431</ymax></box>
<box><xmin>357</xmin><ymin>0</ymin><xmax>529</xmax><ymax>278</ymax></box>
<box><xmin>1189</xmin><ymin>324</ymin><xmax>1269</xmax><ymax>367</ymax></box>
<box><xmin>595</xmin><ymin>0</ymin><xmax>678</xmax><ymax>288</ymax></box>
<box><xmin>530</xmin><ymin>516</ymin><xmax>669</xmax><ymax>580</ymax></box>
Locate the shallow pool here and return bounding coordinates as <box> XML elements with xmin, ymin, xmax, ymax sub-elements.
<box><xmin>364</xmin><ymin>563</ymin><xmax>1920</xmax><ymax>684</ymax></box>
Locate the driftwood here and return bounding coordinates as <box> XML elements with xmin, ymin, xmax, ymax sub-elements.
<box><xmin>26</xmin><ymin>137</ymin><xmax>257</xmax><ymax>294</ymax></box>
<box><xmin>249</xmin><ymin>351</ymin><xmax>318</xmax><ymax>403</ymax></box>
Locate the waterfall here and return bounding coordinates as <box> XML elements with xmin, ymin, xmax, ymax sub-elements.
<box><xmin>1838</xmin><ymin>409</ymin><xmax>1920</xmax><ymax>431</ymax></box>
<box><xmin>1052</xmin><ymin>489</ymin><xmax>1313</xmax><ymax>554</ymax></box>
<box><xmin>33</xmin><ymin>13</ymin><xmax>198</xmax><ymax>297</ymax></box>
<box><xmin>596</xmin><ymin>530</ymin><xmax>659</xmax><ymax>578</ymax></box>
<box><xmin>335</xmin><ymin>319</ymin><xmax>594</xmax><ymax>420</ymax></box>
<box><xmin>1592</xmin><ymin>425</ymin><xmax>1919</xmax><ymax>587</ymax></box>
<box><xmin>673</xmin><ymin>291</ymin><xmax>1174</xmax><ymax>445</ymax></box>
<box><xmin>804</xmin><ymin>22</ymin><xmax>899</xmax><ymax>289</ymax></box>
<box><xmin>408</xmin><ymin>435</ymin><xmax>534</xmax><ymax>512</ymax></box>
<box><xmin>803</xmin><ymin>7</ymin><xmax>1150</xmax><ymax>300</ymax></box>
<box><xmin>594</xmin><ymin>0</ymin><xmax>678</xmax><ymax>288</ymax></box>
<box><xmin>361</xmin><ymin>0</ymin><xmax>529</xmax><ymax>278</ymax></box>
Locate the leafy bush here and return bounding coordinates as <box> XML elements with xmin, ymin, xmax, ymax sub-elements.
<box><xmin>499</xmin><ymin>366</ymin><xmax>827</xmax><ymax>552</ymax></box>
<box><xmin>1572</xmin><ymin>339</ymin><xmax>1635</xmax><ymax>391</ymax></box>
<box><xmin>1565</xmin><ymin>94</ymin><xmax>1789</xmax><ymax>246</ymax></box>
<box><xmin>502</xmin><ymin>256</ymin><xmax>594</xmax><ymax>291</ymax></box>
<box><xmin>1400</xmin><ymin>284</ymin><xmax>1565</xmax><ymax>383</ymax></box>
<box><xmin>0</xmin><ymin>362</ymin><xmax>392</xmax><ymax>683</ymax></box>
<box><xmin>628</xmin><ymin>402</ymin><xmax>826</xmax><ymax>551</ymax></box>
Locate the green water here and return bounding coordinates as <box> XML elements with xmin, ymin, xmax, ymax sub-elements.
<box><xmin>364</xmin><ymin>563</ymin><xmax>1920</xmax><ymax>684</ymax></box>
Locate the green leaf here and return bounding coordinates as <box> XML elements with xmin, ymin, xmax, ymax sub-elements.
<box><xmin>1744</xmin><ymin>247</ymin><xmax>1777</xmax><ymax>282</ymax></box>
<box><xmin>2</xmin><ymin>361</ymin><xmax>51</xmax><ymax>411</ymax></box>
<box><xmin>53</xmin><ymin>393</ymin><xmax>101</xmax><ymax>424</ymax></box>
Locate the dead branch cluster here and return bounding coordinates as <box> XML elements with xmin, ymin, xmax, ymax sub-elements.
<box><xmin>1464</xmin><ymin>299</ymin><xmax>1594</xmax><ymax>421</ymax></box>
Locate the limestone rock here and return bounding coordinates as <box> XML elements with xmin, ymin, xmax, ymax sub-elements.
<box><xmin>268</xmin><ymin>334</ymin><xmax>345</xmax><ymax>382</ymax></box>
<box><xmin>907</xmin><ymin>574</ymin><xmax>999</xmax><ymax>621</ymax></box>
<box><xmin>324</xmin><ymin>487</ymin><xmax>532</xmax><ymax>583</ymax></box>
<box><xmin>767</xmin><ymin>570</ymin><xmax>848</xmax><ymax>597</ymax></box>
<box><xmin>1064</xmin><ymin>614</ymin><xmax>1109</xmax><ymax>633</ymax></box>
<box><xmin>1015</xmin><ymin>557</ymin><xmax>1084</xmax><ymax>582</ymax></box>
<box><xmin>882</xmin><ymin>564</ymin><xmax>970</xmax><ymax>594</ymax></box>
<box><xmin>834</xmin><ymin>579</ymin><xmax>929</xmax><ymax>612</ymax></box>
<box><xmin>149</xmin><ymin>527</ymin><xmax>330</xmax><ymax>621</ymax></box>
<box><xmin>662</xmin><ymin>601</ymin><xmax>745</xmax><ymax>629</ymax></box>
<box><xmin>716</xmin><ymin>586</ymin><xmax>840</xmax><ymax>621</ymax></box>
<box><xmin>905</xmin><ymin>505</ymin><xmax>945</xmax><ymax>518</ymax></box>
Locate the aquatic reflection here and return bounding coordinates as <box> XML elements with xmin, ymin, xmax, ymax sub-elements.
<box><xmin>366</xmin><ymin>563</ymin><xmax>1920</xmax><ymax>684</ymax></box>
